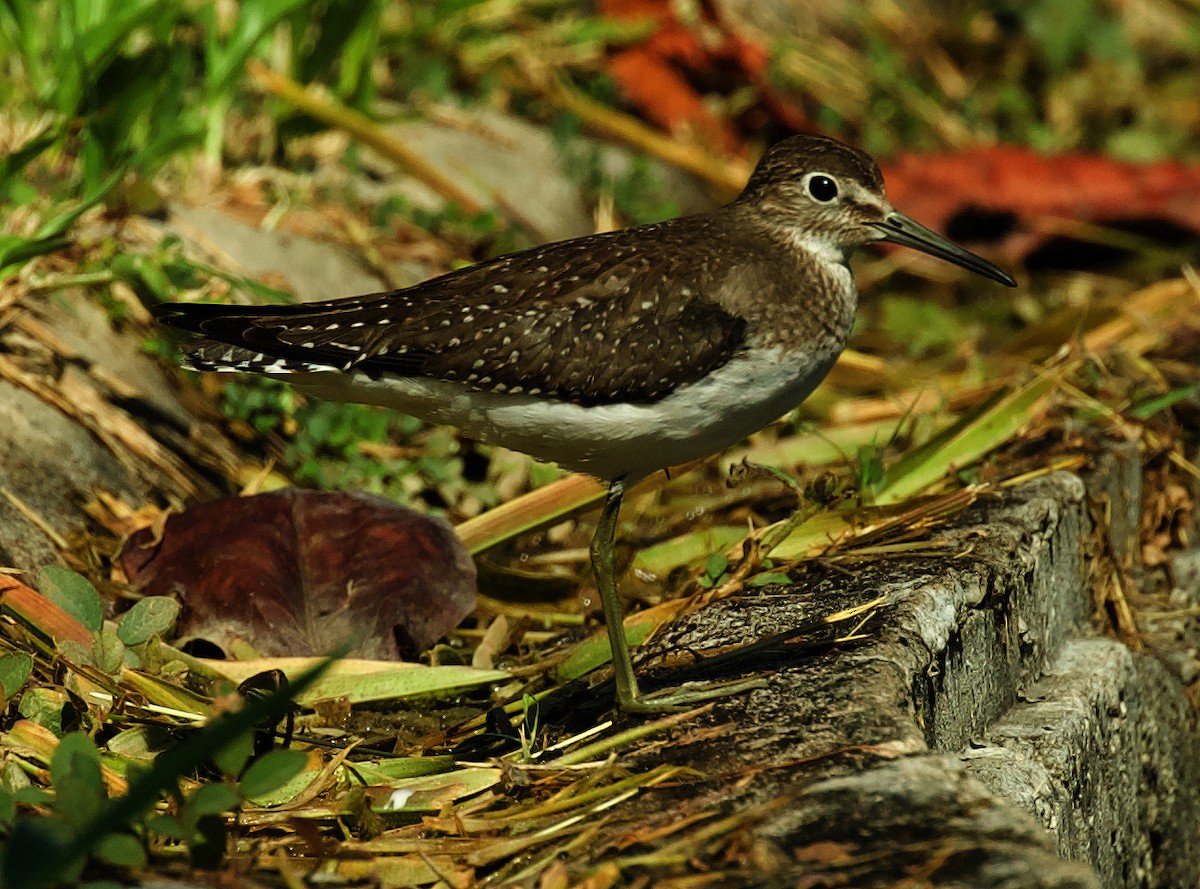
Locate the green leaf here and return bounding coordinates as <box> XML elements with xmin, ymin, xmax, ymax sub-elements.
<box><xmin>58</xmin><ymin>639</ymin><xmax>95</xmax><ymax>667</ymax></box>
<box><xmin>243</xmin><ymin>758</ymin><xmax>319</xmax><ymax>807</ymax></box>
<box><xmin>50</xmin><ymin>733</ymin><xmax>105</xmax><ymax>830</ymax></box>
<box><xmin>116</xmin><ymin>597</ymin><xmax>180</xmax><ymax>645</ymax></box>
<box><xmin>18</xmin><ymin>687</ymin><xmax>69</xmax><ymax>733</ymax></box>
<box><xmin>0</xmin><ymin>815</ymin><xmax>78</xmax><ymax>889</ymax></box>
<box><xmin>0</xmin><ymin>787</ymin><xmax>15</xmax><ymax>827</ymax></box>
<box><xmin>37</xmin><ymin>566</ymin><xmax>104</xmax><ymax>633</ymax></box>
<box><xmin>237</xmin><ymin>749</ymin><xmax>308</xmax><ymax>799</ymax></box>
<box><xmin>93</xmin><ymin>627</ymin><xmax>126</xmax><ymax>674</ymax></box>
<box><xmin>93</xmin><ymin>833</ymin><xmax>145</xmax><ymax>868</ymax></box>
<box><xmin>0</xmin><ymin>124</ymin><xmax>62</xmax><ymax>194</ymax></box>
<box><xmin>748</xmin><ymin>572</ymin><xmax>792</xmax><ymax>587</ymax></box>
<box><xmin>298</xmin><ymin>665</ymin><xmax>510</xmax><ymax>707</ymax></box>
<box><xmin>207</xmin><ymin>0</ymin><xmax>311</xmax><ymax>95</ymax></box>
<box><xmin>1130</xmin><ymin>383</ymin><xmax>1200</xmax><ymax>420</ymax></box>
<box><xmin>345</xmin><ymin>755</ymin><xmax>456</xmax><ymax>784</ymax></box>
<box><xmin>210</xmin><ymin>731</ymin><xmax>254</xmax><ymax>778</ymax></box>
<box><xmin>555</xmin><ymin>612</ymin><xmax>664</xmax><ymax>682</ymax></box>
<box><xmin>704</xmin><ymin>552</ymin><xmax>729</xmax><ymax>580</ymax></box>
<box><xmin>111</xmin><ymin>253</ymin><xmax>175</xmax><ymax>301</ymax></box>
<box><xmin>183</xmin><ymin>782</ymin><xmax>241</xmax><ymax>824</ymax></box>
<box><xmin>0</xmin><ymin>169</ymin><xmax>124</xmax><ymax>273</ymax></box>
<box><xmin>145</xmin><ymin>813</ymin><xmax>186</xmax><ymax>840</ymax></box>
<box><xmin>632</xmin><ymin>525</ymin><xmax>745</xmax><ymax>579</ymax></box>
<box><xmin>366</xmin><ymin>767</ymin><xmax>503</xmax><ymax>813</ymax></box>
<box><xmin>0</xmin><ymin>651</ymin><xmax>33</xmax><ymax>698</ymax></box>
<box><xmin>14</xmin><ymin>786</ymin><xmax>53</xmax><ymax>806</ymax></box>
<box><xmin>856</xmin><ymin>445</ymin><xmax>885</xmax><ymax>492</ymax></box>
<box><xmin>66</xmin><ymin>0</ymin><xmax>164</xmax><ymax>77</ymax></box>
<box><xmin>2</xmin><ymin>760</ymin><xmax>32</xmax><ymax>793</ymax></box>
<box><xmin>105</xmin><ymin>724</ymin><xmax>169</xmax><ymax>759</ymax></box>
<box><xmin>873</xmin><ymin>374</ymin><xmax>1056</xmax><ymax>506</ymax></box>
<box><xmin>27</xmin><ymin>655</ymin><xmax>340</xmax><ymax>887</ymax></box>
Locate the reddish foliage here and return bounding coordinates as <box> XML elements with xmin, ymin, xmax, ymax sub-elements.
<box><xmin>601</xmin><ymin>1</ymin><xmax>1200</xmax><ymax>262</ymax></box>
<box><xmin>881</xmin><ymin>147</ymin><xmax>1200</xmax><ymax>258</ymax></box>
<box><xmin>601</xmin><ymin>0</ymin><xmax>807</xmax><ymax>153</ymax></box>
<box><xmin>0</xmin><ymin>575</ymin><xmax>92</xmax><ymax>645</ymax></box>
<box><xmin>121</xmin><ymin>489</ymin><xmax>475</xmax><ymax>660</ymax></box>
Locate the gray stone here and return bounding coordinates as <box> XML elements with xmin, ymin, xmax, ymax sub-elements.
<box><xmin>963</xmin><ymin>640</ymin><xmax>1198</xmax><ymax>888</ymax></box>
<box><xmin>0</xmin><ymin>286</ymin><xmax>241</xmax><ymax>574</ymax></box>
<box><xmin>760</xmin><ymin>757</ymin><xmax>1101</xmax><ymax>888</ymax></box>
<box><xmin>166</xmin><ymin>203</ymin><xmax>389</xmax><ymax>304</ymax></box>
<box><xmin>367</xmin><ymin>106</ymin><xmax>714</xmax><ymax>244</ymax></box>
<box><xmin>381</xmin><ymin>110</ymin><xmax>597</xmax><ymax>242</ymax></box>
<box><xmin>0</xmin><ymin>380</ymin><xmax>151</xmax><ymax>573</ymax></box>
<box><xmin>1171</xmin><ymin>548</ymin><xmax>1200</xmax><ymax>595</ymax></box>
<box><xmin>612</xmin><ymin>460</ymin><xmax>1199</xmax><ymax>886</ymax></box>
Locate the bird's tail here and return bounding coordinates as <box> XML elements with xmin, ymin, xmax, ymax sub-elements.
<box><xmin>154</xmin><ymin>302</ymin><xmax>349</xmax><ymax>374</ymax></box>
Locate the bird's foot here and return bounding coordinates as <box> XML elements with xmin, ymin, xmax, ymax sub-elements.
<box><xmin>618</xmin><ymin>676</ymin><xmax>768</xmax><ymax>714</ymax></box>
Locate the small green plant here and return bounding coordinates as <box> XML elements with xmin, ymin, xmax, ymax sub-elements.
<box><xmin>220</xmin><ymin>376</ymin><xmax>300</xmax><ymax>437</ymax></box>
<box><xmin>217</xmin><ymin>376</ymin><xmax>477</xmax><ymax>506</ymax></box>
<box><xmin>696</xmin><ymin>552</ymin><xmax>730</xmax><ymax>590</ymax></box>
<box><xmin>516</xmin><ymin>694</ymin><xmax>541</xmax><ymax>763</ymax></box>
<box><xmin>37</xmin><ymin>566</ymin><xmax>179</xmax><ymax>675</ymax></box>
<box><xmin>748</xmin><ymin>566</ymin><xmax>793</xmax><ymax>588</ymax></box>
<box><xmin>855</xmin><ymin>444</ymin><xmax>887</xmax><ymax>500</ymax></box>
<box><xmin>0</xmin><ymin>657</ymin><xmax>332</xmax><ymax>888</ymax></box>
<box><xmin>406</xmin><ymin>202</ymin><xmax>523</xmax><ymax>260</ymax></box>
<box><xmin>0</xmin><ymin>0</ymin><xmax>386</xmax><ymax>272</ymax></box>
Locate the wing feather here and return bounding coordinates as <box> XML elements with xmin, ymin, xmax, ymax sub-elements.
<box><xmin>157</xmin><ymin>221</ymin><xmax>748</xmax><ymax>406</ymax></box>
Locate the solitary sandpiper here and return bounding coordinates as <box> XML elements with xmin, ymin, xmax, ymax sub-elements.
<box><xmin>157</xmin><ymin>134</ymin><xmax>1016</xmax><ymax>714</ymax></box>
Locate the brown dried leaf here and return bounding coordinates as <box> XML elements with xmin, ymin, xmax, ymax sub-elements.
<box><xmin>121</xmin><ymin>489</ymin><xmax>476</xmax><ymax>659</ymax></box>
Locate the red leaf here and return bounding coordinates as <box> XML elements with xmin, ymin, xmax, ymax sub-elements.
<box><xmin>608</xmin><ymin>47</ymin><xmax>736</xmax><ymax>151</ymax></box>
<box><xmin>121</xmin><ymin>489</ymin><xmax>475</xmax><ymax>660</ymax></box>
<box><xmin>600</xmin><ymin>0</ymin><xmax>808</xmax><ymax>152</ymax></box>
<box><xmin>881</xmin><ymin>147</ymin><xmax>1200</xmax><ymax>259</ymax></box>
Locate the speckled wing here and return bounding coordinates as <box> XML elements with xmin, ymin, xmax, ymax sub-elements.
<box><xmin>157</xmin><ymin>225</ymin><xmax>749</xmax><ymax>407</ymax></box>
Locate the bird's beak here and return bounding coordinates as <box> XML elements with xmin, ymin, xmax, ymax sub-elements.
<box><xmin>871</xmin><ymin>212</ymin><xmax>1016</xmax><ymax>287</ymax></box>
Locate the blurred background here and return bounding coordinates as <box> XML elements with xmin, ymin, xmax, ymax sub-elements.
<box><xmin>1</xmin><ymin>0</ymin><xmax>1198</xmax><ymax>608</ymax></box>
<box><xmin>0</xmin><ymin>0</ymin><xmax>1198</xmax><ymax>621</ymax></box>
<box><xmin>0</xmin><ymin>3</ymin><xmax>1198</xmax><ymax>883</ymax></box>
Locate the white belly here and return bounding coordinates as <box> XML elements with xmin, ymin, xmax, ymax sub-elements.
<box><xmin>289</xmin><ymin>345</ymin><xmax>838</xmax><ymax>483</ymax></box>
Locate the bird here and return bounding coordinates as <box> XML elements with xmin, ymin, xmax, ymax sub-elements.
<box><xmin>155</xmin><ymin>133</ymin><xmax>1016</xmax><ymax>714</ymax></box>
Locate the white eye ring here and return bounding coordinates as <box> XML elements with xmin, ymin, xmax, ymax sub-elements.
<box><xmin>803</xmin><ymin>172</ymin><xmax>840</xmax><ymax>203</ymax></box>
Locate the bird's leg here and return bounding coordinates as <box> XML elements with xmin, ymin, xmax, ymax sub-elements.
<box><xmin>591</xmin><ymin>479</ymin><xmax>645</xmax><ymax>709</ymax></box>
<box><xmin>591</xmin><ymin>479</ymin><xmax>768</xmax><ymax>714</ymax></box>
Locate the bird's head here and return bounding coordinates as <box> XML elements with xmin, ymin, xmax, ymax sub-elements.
<box><xmin>737</xmin><ymin>134</ymin><xmax>1015</xmax><ymax>286</ymax></box>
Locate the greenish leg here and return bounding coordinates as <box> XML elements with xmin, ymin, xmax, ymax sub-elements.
<box><xmin>591</xmin><ymin>479</ymin><xmax>768</xmax><ymax>714</ymax></box>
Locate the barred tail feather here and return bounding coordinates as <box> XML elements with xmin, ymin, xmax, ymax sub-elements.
<box><xmin>156</xmin><ymin>301</ymin><xmax>368</xmax><ymax>373</ymax></box>
<box><xmin>180</xmin><ymin>340</ymin><xmax>341</xmax><ymax>375</ymax></box>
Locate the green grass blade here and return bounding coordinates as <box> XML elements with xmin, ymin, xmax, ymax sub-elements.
<box><xmin>3</xmin><ymin>654</ymin><xmax>338</xmax><ymax>888</ymax></box>
<box><xmin>872</xmin><ymin>372</ymin><xmax>1058</xmax><ymax>506</ymax></box>
<box><xmin>207</xmin><ymin>0</ymin><xmax>311</xmax><ymax>95</ymax></box>
<box><xmin>300</xmin><ymin>664</ymin><xmax>510</xmax><ymax>706</ymax></box>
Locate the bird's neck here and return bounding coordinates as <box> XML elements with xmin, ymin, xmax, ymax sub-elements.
<box><xmin>708</xmin><ymin>205</ymin><xmax>859</xmax><ymax>354</ymax></box>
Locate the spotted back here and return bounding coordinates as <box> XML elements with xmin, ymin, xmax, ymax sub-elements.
<box><xmin>158</xmin><ymin>222</ymin><xmax>749</xmax><ymax>406</ymax></box>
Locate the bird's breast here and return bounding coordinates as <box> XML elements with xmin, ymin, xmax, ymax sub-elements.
<box><xmin>290</xmin><ymin>341</ymin><xmax>843</xmax><ymax>483</ymax></box>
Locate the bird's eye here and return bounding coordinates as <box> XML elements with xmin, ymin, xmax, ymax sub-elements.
<box><xmin>805</xmin><ymin>174</ymin><xmax>839</xmax><ymax>203</ymax></box>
